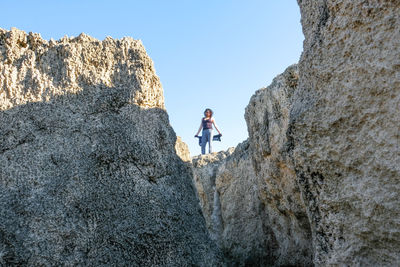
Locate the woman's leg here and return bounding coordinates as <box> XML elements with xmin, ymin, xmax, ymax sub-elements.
<box><xmin>201</xmin><ymin>132</ymin><xmax>207</xmax><ymax>154</ymax></box>
<box><xmin>208</xmin><ymin>130</ymin><xmax>213</xmax><ymax>153</ymax></box>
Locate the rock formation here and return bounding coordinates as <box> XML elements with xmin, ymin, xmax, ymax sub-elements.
<box><xmin>245</xmin><ymin>64</ymin><xmax>313</xmax><ymax>266</ymax></box>
<box><xmin>291</xmin><ymin>1</ymin><xmax>400</xmax><ymax>265</ymax></box>
<box><xmin>175</xmin><ymin>136</ymin><xmax>191</xmax><ymax>162</ymax></box>
<box><xmin>192</xmin><ymin>1</ymin><xmax>399</xmax><ymax>266</ymax></box>
<box><xmin>192</xmin><ymin>65</ymin><xmax>313</xmax><ymax>266</ymax></box>
<box><xmin>194</xmin><ymin>0</ymin><xmax>400</xmax><ymax>266</ymax></box>
<box><xmin>192</xmin><ymin>141</ymin><xmax>272</xmax><ymax>266</ymax></box>
<box><xmin>1</xmin><ymin>0</ymin><xmax>399</xmax><ymax>265</ymax></box>
<box><xmin>0</xmin><ymin>28</ymin><xmax>222</xmax><ymax>266</ymax></box>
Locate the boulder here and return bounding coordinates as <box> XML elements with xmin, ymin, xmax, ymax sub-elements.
<box><xmin>0</xmin><ymin>28</ymin><xmax>222</xmax><ymax>266</ymax></box>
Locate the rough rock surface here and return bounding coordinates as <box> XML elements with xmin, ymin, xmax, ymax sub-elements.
<box><xmin>245</xmin><ymin>64</ymin><xmax>313</xmax><ymax>266</ymax></box>
<box><xmin>175</xmin><ymin>136</ymin><xmax>191</xmax><ymax>162</ymax></box>
<box><xmin>192</xmin><ymin>66</ymin><xmax>313</xmax><ymax>266</ymax></box>
<box><xmin>0</xmin><ymin>28</ymin><xmax>222</xmax><ymax>266</ymax></box>
<box><xmin>192</xmin><ymin>141</ymin><xmax>272</xmax><ymax>266</ymax></box>
<box><xmin>192</xmin><ymin>149</ymin><xmax>233</xmax><ymax>237</ymax></box>
<box><xmin>0</xmin><ymin>28</ymin><xmax>163</xmax><ymax>111</ymax></box>
<box><xmin>292</xmin><ymin>1</ymin><xmax>400</xmax><ymax>265</ymax></box>
<box><xmin>192</xmin><ymin>1</ymin><xmax>399</xmax><ymax>266</ymax></box>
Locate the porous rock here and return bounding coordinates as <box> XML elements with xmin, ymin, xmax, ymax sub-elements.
<box><xmin>292</xmin><ymin>1</ymin><xmax>400</xmax><ymax>265</ymax></box>
<box><xmin>245</xmin><ymin>64</ymin><xmax>313</xmax><ymax>266</ymax></box>
<box><xmin>0</xmin><ymin>28</ymin><xmax>222</xmax><ymax>266</ymax></box>
<box><xmin>192</xmin><ymin>65</ymin><xmax>314</xmax><ymax>266</ymax></box>
<box><xmin>192</xmin><ymin>142</ymin><xmax>272</xmax><ymax>266</ymax></box>
<box><xmin>175</xmin><ymin>136</ymin><xmax>191</xmax><ymax>162</ymax></box>
<box><xmin>191</xmin><ymin>1</ymin><xmax>400</xmax><ymax>266</ymax></box>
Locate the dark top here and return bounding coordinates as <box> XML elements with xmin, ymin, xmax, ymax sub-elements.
<box><xmin>202</xmin><ymin>118</ymin><xmax>213</xmax><ymax>129</ymax></box>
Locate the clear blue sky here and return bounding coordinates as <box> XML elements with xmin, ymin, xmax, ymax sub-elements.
<box><xmin>2</xmin><ymin>0</ymin><xmax>303</xmax><ymax>156</ymax></box>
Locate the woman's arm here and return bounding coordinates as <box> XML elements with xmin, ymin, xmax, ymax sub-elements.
<box><xmin>195</xmin><ymin>119</ymin><xmax>203</xmax><ymax>136</ymax></box>
<box><xmin>212</xmin><ymin>118</ymin><xmax>222</xmax><ymax>135</ymax></box>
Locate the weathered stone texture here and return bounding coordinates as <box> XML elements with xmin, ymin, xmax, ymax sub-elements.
<box><xmin>192</xmin><ymin>148</ymin><xmax>234</xmax><ymax>244</ymax></box>
<box><xmin>192</xmin><ymin>1</ymin><xmax>399</xmax><ymax>266</ymax></box>
<box><xmin>292</xmin><ymin>1</ymin><xmax>400</xmax><ymax>265</ymax></box>
<box><xmin>245</xmin><ymin>64</ymin><xmax>313</xmax><ymax>266</ymax></box>
<box><xmin>0</xmin><ymin>27</ymin><xmax>163</xmax><ymax>111</ymax></box>
<box><xmin>192</xmin><ymin>66</ymin><xmax>315</xmax><ymax>266</ymax></box>
<box><xmin>175</xmin><ymin>136</ymin><xmax>191</xmax><ymax>162</ymax></box>
<box><xmin>192</xmin><ymin>142</ymin><xmax>272</xmax><ymax>266</ymax></box>
<box><xmin>0</xmin><ymin>28</ymin><xmax>221</xmax><ymax>266</ymax></box>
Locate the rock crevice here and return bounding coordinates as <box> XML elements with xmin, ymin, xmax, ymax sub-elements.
<box><xmin>192</xmin><ymin>65</ymin><xmax>313</xmax><ymax>266</ymax></box>
<box><xmin>2</xmin><ymin>0</ymin><xmax>400</xmax><ymax>265</ymax></box>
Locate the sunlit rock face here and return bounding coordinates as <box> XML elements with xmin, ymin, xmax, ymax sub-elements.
<box><xmin>0</xmin><ymin>27</ymin><xmax>163</xmax><ymax>111</ymax></box>
<box><xmin>2</xmin><ymin>0</ymin><xmax>399</xmax><ymax>265</ymax></box>
<box><xmin>175</xmin><ymin>136</ymin><xmax>191</xmax><ymax>162</ymax></box>
<box><xmin>0</xmin><ymin>28</ymin><xmax>222</xmax><ymax>266</ymax></box>
<box><xmin>292</xmin><ymin>1</ymin><xmax>400</xmax><ymax>265</ymax></box>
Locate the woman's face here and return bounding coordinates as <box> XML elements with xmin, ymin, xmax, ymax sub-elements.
<box><xmin>205</xmin><ymin>110</ymin><xmax>211</xmax><ymax>116</ymax></box>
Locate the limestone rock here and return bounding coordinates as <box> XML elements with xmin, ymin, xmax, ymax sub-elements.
<box><xmin>0</xmin><ymin>27</ymin><xmax>163</xmax><ymax>111</ymax></box>
<box><xmin>192</xmin><ymin>149</ymin><xmax>233</xmax><ymax>236</ymax></box>
<box><xmin>192</xmin><ymin>142</ymin><xmax>271</xmax><ymax>266</ymax></box>
<box><xmin>292</xmin><ymin>1</ymin><xmax>400</xmax><ymax>265</ymax></box>
<box><xmin>192</xmin><ymin>1</ymin><xmax>400</xmax><ymax>266</ymax></box>
<box><xmin>245</xmin><ymin>64</ymin><xmax>313</xmax><ymax>266</ymax></box>
<box><xmin>175</xmin><ymin>136</ymin><xmax>191</xmax><ymax>162</ymax></box>
<box><xmin>0</xmin><ymin>28</ymin><xmax>222</xmax><ymax>266</ymax></box>
<box><xmin>192</xmin><ymin>66</ymin><xmax>314</xmax><ymax>266</ymax></box>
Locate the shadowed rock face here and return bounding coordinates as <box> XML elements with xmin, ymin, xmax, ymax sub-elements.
<box><xmin>293</xmin><ymin>1</ymin><xmax>400</xmax><ymax>265</ymax></box>
<box><xmin>0</xmin><ymin>28</ymin><xmax>222</xmax><ymax>266</ymax></box>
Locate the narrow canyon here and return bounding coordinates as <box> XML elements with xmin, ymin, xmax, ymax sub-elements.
<box><xmin>1</xmin><ymin>0</ymin><xmax>399</xmax><ymax>266</ymax></box>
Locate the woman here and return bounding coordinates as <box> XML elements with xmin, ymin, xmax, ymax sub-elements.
<box><xmin>195</xmin><ymin>108</ymin><xmax>222</xmax><ymax>154</ymax></box>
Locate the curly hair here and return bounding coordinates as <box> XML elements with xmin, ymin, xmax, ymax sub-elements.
<box><xmin>204</xmin><ymin>108</ymin><xmax>213</xmax><ymax>117</ymax></box>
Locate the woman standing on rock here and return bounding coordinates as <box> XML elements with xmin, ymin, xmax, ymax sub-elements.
<box><xmin>195</xmin><ymin>108</ymin><xmax>222</xmax><ymax>154</ymax></box>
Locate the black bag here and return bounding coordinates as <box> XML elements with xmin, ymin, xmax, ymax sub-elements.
<box><xmin>213</xmin><ymin>134</ymin><xmax>222</xmax><ymax>141</ymax></box>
